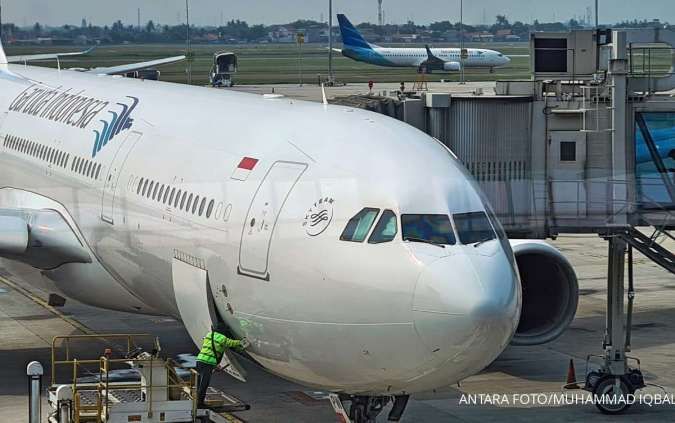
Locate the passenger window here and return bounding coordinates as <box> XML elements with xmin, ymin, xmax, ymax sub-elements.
<box><xmin>453</xmin><ymin>211</ymin><xmax>496</xmax><ymax>245</ymax></box>
<box><xmin>169</xmin><ymin>188</ymin><xmax>176</xmax><ymax>205</ymax></box>
<box><xmin>94</xmin><ymin>163</ymin><xmax>101</xmax><ymax>180</ymax></box>
<box><xmin>137</xmin><ymin>178</ymin><xmax>144</xmax><ymax>194</ymax></box>
<box><xmin>175</xmin><ymin>190</ymin><xmax>182</xmax><ymax>208</ymax></box>
<box><xmin>152</xmin><ymin>182</ymin><xmax>159</xmax><ymax>200</ymax></box>
<box><xmin>340</xmin><ymin>208</ymin><xmax>380</xmax><ymax>242</ymax></box>
<box><xmin>206</xmin><ymin>199</ymin><xmax>215</xmax><ymax>218</ymax></box>
<box><xmin>401</xmin><ymin>214</ymin><xmax>456</xmax><ymax>245</ymax></box>
<box><xmin>180</xmin><ymin>191</ymin><xmax>188</xmax><ymax>210</ymax></box>
<box><xmin>158</xmin><ymin>185</ymin><xmax>165</xmax><ymax>202</ymax></box>
<box><xmin>147</xmin><ymin>181</ymin><xmax>154</xmax><ymax>198</ymax></box>
<box><xmin>198</xmin><ymin>197</ymin><xmax>206</xmax><ymax>216</ymax></box>
<box><xmin>186</xmin><ymin>193</ymin><xmax>194</xmax><ymax>211</ymax></box>
<box><xmin>368</xmin><ymin>210</ymin><xmax>398</xmax><ymax>244</ymax></box>
<box><xmin>142</xmin><ymin>179</ymin><xmax>149</xmax><ymax>196</ymax></box>
<box><xmin>163</xmin><ymin>186</ymin><xmax>170</xmax><ymax>203</ymax></box>
<box><xmin>190</xmin><ymin>195</ymin><xmax>198</xmax><ymax>213</ymax></box>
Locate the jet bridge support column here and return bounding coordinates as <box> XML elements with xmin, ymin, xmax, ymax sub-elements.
<box><xmin>585</xmin><ymin>234</ymin><xmax>645</xmax><ymax>414</ymax></box>
<box><xmin>610</xmin><ymin>30</ymin><xmax>628</xmax><ymax>224</ymax></box>
<box><xmin>604</xmin><ymin>236</ymin><xmax>627</xmax><ymax>375</ymax></box>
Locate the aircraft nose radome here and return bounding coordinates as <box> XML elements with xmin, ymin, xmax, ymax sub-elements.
<box><xmin>412</xmin><ymin>253</ymin><xmax>520</xmax><ymax>366</ymax></box>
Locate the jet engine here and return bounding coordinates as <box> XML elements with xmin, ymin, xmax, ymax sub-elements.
<box><xmin>508</xmin><ymin>240</ymin><xmax>578</xmax><ymax>346</ymax></box>
<box><xmin>443</xmin><ymin>61</ymin><xmax>461</xmax><ymax>72</ymax></box>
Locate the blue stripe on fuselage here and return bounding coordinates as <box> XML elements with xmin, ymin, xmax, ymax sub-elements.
<box><xmin>342</xmin><ymin>47</ymin><xmax>396</xmax><ymax>67</ymax></box>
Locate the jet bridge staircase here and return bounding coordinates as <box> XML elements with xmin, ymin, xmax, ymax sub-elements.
<box><xmin>619</xmin><ymin>225</ymin><xmax>675</xmax><ymax>275</ymax></box>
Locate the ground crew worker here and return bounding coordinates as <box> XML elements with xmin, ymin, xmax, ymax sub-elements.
<box><xmin>196</xmin><ymin>324</ymin><xmax>249</xmax><ymax>406</ymax></box>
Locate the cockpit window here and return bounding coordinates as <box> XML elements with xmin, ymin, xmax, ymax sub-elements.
<box><xmin>341</xmin><ymin>208</ymin><xmax>380</xmax><ymax>242</ymax></box>
<box><xmin>368</xmin><ymin>210</ymin><xmax>398</xmax><ymax>244</ymax></box>
<box><xmin>401</xmin><ymin>214</ymin><xmax>456</xmax><ymax>245</ymax></box>
<box><xmin>453</xmin><ymin>211</ymin><xmax>496</xmax><ymax>245</ymax></box>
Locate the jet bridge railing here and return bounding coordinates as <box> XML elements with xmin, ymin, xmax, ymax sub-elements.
<box><xmin>545</xmin><ymin>178</ymin><xmax>674</xmax><ymax>228</ymax></box>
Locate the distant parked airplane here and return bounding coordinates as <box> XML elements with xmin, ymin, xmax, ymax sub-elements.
<box><xmin>336</xmin><ymin>14</ymin><xmax>511</xmax><ymax>73</ymax></box>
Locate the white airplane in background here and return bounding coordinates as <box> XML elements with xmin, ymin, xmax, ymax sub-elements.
<box><xmin>336</xmin><ymin>14</ymin><xmax>511</xmax><ymax>73</ymax></box>
<box><xmin>0</xmin><ymin>40</ymin><xmax>577</xmax><ymax>422</ymax></box>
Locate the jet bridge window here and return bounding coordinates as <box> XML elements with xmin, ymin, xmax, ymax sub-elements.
<box><xmin>401</xmin><ymin>214</ymin><xmax>456</xmax><ymax>245</ymax></box>
<box><xmin>340</xmin><ymin>208</ymin><xmax>380</xmax><ymax>242</ymax></box>
<box><xmin>368</xmin><ymin>210</ymin><xmax>398</xmax><ymax>244</ymax></box>
<box><xmin>560</xmin><ymin>141</ymin><xmax>576</xmax><ymax>162</ymax></box>
<box><xmin>635</xmin><ymin>112</ymin><xmax>675</xmax><ymax>208</ymax></box>
<box><xmin>453</xmin><ymin>211</ymin><xmax>496</xmax><ymax>245</ymax></box>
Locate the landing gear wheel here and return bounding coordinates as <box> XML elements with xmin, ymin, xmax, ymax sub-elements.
<box><xmin>353</xmin><ymin>405</ymin><xmax>367</xmax><ymax>423</ymax></box>
<box><xmin>349</xmin><ymin>396</ymin><xmax>389</xmax><ymax>423</ymax></box>
<box><xmin>593</xmin><ymin>375</ymin><xmax>634</xmax><ymax>414</ymax></box>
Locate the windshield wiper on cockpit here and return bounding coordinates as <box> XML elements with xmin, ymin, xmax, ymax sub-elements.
<box><xmin>404</xmin><ymin>237</ymin><xmax>446</xmax><ymax>248</ymax></box>
<box><xmin>472</xmin><ymin>237</ymin><xmax>492</xmax><ymax>248</ymax></box>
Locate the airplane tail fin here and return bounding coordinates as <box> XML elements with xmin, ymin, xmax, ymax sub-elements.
<box><xmin>337</xmin><ymin>14</ymin><xmax>373</xmax><ymax>50</ymax></box>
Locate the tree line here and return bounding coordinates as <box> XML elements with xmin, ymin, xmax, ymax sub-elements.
<box><xmin>0</xmin><ymin>15</ymin><xmax>669</xmax><ymax>44</ymax></box>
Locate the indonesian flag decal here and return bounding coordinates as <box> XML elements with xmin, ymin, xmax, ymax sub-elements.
<box><xmin>231</xmin><ymin>156</ymin><xmax>259</xmax><ymax>181</ymax></box>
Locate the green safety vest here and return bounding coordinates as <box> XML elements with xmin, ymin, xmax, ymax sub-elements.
<box><xmin>197</xmin><ymin>331</ymin><xmax>241</xmax><ymax>365</ymax></box>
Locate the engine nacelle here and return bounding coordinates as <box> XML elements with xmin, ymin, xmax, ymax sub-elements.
<box><xmin>443</xmin><ymin>61</ymin><xmax>461</xmax><ymax>72</ymax></box>
<box><xmin>509</xmin><ymin>240</ymin><xmax>578</xmax><ymax>346</ymax></box>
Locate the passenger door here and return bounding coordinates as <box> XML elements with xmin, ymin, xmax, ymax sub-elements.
<box><xmin>238</xmin><ymin>161</ymin><xmax>307</xmax><ymax>280</ymax></box>
<box><xmin>100</xmin><ymin>131</ymin><xmax>142</xmax><ymax>224</ymax></box>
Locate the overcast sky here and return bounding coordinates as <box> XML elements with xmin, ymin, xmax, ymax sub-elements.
<box><xmin>2</xmin><ymin>0</ymin><xmax>671</xmax><ymax>27</ymax></box>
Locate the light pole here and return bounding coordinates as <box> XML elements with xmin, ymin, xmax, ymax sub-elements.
<box><xmin>297</xmin><ymin>32</ymin><xmax>305</xmax><ymax>86</ymax></box>
<box><xmin>328</xmin><ymin>0</ymin><xmax>333</xmax><ymax>84</ymax></box>
<box><xmin>595</xmin><ymin>0</ymin><xmax>599</xmax><ymax>28</ymax></box>
<box><xmin>459</xmin><ymin>0</ymin><xmax>465</xmax><ymax>85</ymax></box>
<box><xmin>185</xmin><ymin>0</ymin><xmax>192</xmax><ymax>85</ymax></box>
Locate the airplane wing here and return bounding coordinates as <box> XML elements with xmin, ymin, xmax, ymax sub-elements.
<box><xmin>7</xmin><ymin>47</ymin><xmax>96</xmax><ymax>63</ymax></box>
<box><xmin>85</xmin><ymin>55</ymin><xmax>186</xmax><ymax>76</ymax></box>
<box><xmin>417</xmin><ymin>45</ymin><xmax>460</xmax><ymax>72</ymax></box>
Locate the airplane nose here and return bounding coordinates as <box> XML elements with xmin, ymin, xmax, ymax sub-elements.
<box><xmin>412</xmin><ymin>252</ymin><xmax>520</xmax><ymax>372</ymax></box>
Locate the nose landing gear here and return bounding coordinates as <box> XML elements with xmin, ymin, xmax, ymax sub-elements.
<box><xmin>328</xmin><ymin>394</ymin><xmax>410</xmax><ymax>423</ymax></box>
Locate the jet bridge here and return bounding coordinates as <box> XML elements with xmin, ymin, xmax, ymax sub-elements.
<box><xmin>343</xmin><ymin>28</ymin><xmax>675</xmax><ymax>414</ymax></box>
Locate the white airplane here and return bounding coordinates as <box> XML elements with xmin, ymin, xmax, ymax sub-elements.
<box><xmin>0</xmin><ymin>40</ymin><xmax>577</xmax><ymax>422</ymax></box>
<box><xmin>336</xmin><ymin>14</ymin><xmax>511</xmax><ymax>73</ymax></box>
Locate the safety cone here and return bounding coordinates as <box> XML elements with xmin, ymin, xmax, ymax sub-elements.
<box><xmin>564</xmin><ymin>359</ymin><xmax>580</xmax><ymax>389</ymax></box>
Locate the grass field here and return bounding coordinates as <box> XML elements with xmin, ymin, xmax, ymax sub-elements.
<box><xmin>6</xmin><ymin>43</ymin><xmax>672</xmax><ymax>86</ymax></box>
<box><xmin>5</xmin><ymin>42</ymin><xmax>532</xmax><ymax>85</ymax></box>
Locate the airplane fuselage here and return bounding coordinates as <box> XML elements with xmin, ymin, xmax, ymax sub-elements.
<box><xmin>342</xmin><ymin>46</ymin><xmax>510</xmax><ymax>70</ymax></box>
<box><xmin>0</xmin><ymin>64</ymin><xmax>521</xmax><ymax>396</ymax></box>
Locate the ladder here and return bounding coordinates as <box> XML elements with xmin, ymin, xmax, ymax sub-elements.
<box><xmin>619</xmin><ymin>227</ymin><xmax>675</xmax><ymax>274</ymax></box>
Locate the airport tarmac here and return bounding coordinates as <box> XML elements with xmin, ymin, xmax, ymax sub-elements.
<box><xmin>228</xmin><ymin>81</ymin><xmax>498</xmax><ymax>103</ymax></box>
<box><xmin>1</xmin><ymin>234</ymin><xmax>674</xmax><ymax>422</ymax></box>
